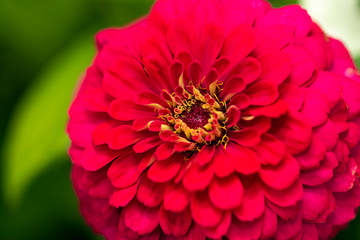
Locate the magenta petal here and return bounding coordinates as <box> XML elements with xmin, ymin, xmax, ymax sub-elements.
<box><xmin>110</xmin><ymin>183</ymin><xmax>138</xmax><ymax>208</ymax></box>
<box><xmin>160</xmin><ymin>206</ymin><xmax>192</xmax><ymax>237</ymax></box>
<box><xmin>260</xmin><ymin>154</ymin><xmax>299</xmax><ymax>190</ymax></box>
<box><xmin>226</xmin><ymin>105</ymin><xmax>241</xmax><ymax>128</ymax></box>
<box><xmin>229</xmin><ymin>93</ymin><xmax>250</xmax><ymax>110</ymax></box>
<box><xmin>301</xmin><ymin>152</ymin><xmax>338</xmax><ymax>186</ymax></box>
<box><xmin>163</xmin><ymin>183</ymin><xmax>190</xmax><ymax>213</ymax></box>
<box><xmin>107</xmin><ymin>125</ymin><xmax>148</xmax><ymax>150</ymax></box>
<box><xmin>195</xmin><ymin>145</ymin><xmax>215</xmax><ymax>166</ymax></box>
<box><xmin>148</xmin><ymin>156</ymin><xmax>183</xmax><ymax>183</ymax></box>
<box><xmin>261</xmin><ymin>207</ymin><xmax>278</xmax><ymax>239</ymax></box>
<box><xmin>137</xmin><ymin>176</ymin><xmax>165</xmax><ymax>207</ymax></box>
<box><xmin>282</xmin><ymin>45</ymin><xmax>317</xmax><ymax>86</ymax></box>
<box><xmin>253</xmin><ymin>133</ymin><xmax>286</xmax><ymax>166</ymax></box>
<box><xmin>213</xmin><ymin>146</ymin><xmax>236</xmax><ymax>177</ymax></box>
<box><xmin>295</xmin><ymin>136</ymin><xmax>327</xmax><ymax>170</ymax></box>
<box><xmin>279</xmin><ymin>83</ymin><xmax>304</xmax><ymax>111</ymax></box>
<box><xmin>234</xmin><ymin>183</ymin><xmax>264</xmax><ymax>221</ymax></box>
<box><xmin>209</xmin><ymin>174</ymin><xmax>244</xmax><ymax>210</ymax></box>
<box><xmin>107</xmin><ymin>152</ymin><xmax>142</xmax><ymax>188</ymax></box>
<box><xmin>227</xmin><ymin>217</ymin><xmax>262</xmax><ymax>240</ymax></box>
<box><xmin>310</xmin><ymin>71</ymin><xmax>342</xmax><ymax>108</ymax></box>
<box><xmin>226</xmin><ymin>143</ymin><xmax>261</xmax><ymax>175</ymax></box>
<box><xmin>271</xmin><ymin>112</ymin><xmax>312</xmax><ymax>155</ymax></box>
<box><xmin>155</xmin><ymin>142</ymin><xmax>176</xmax><ymax>160</ymax></box>
<box><xmin>183</xmin><ymin>162</ymin><xmax>214</xmax><ymax>192</ymax></box>
<box><xmin>123</xmin><ymin>201</ymin><xmax>159</xmax><ymax>235</ymax></box>
<box><xmin>301</xmin><ymin>88</ymin><xmax>330</xmax><ymax>127</ymax></box>
<box><xmin>245</xmin><ymin>81</ymin><xmax>279</xmax><ymax>106</ymax></box>
<box><xmin>263</xmin><ymin>179</ymin><xmax>303</xmax><ymax>207</ymax></box>
<box><xmin>109</xmin><ymin>99</ymin><xmax>154</xmax><ymax>121</ymax></box>
<box><xmin>82</xmin><ymin>144</ymin><xmax>120</xmax><ymax>171</ymax></box>
<box><xmin>228</xmin><ymin>128</ymin><xmax>261</xmax><ymax>147</ymax></box>
<box><xmin>303</xmin><ymin>185</ymin><xmax>335</xmax><ymax>222</ymax></box>
<box><xmin>133</xmin><ymin>136</ymin><xmax>161</xmax><ymax>153</ymax></box>
<box><xmin>220</xmin><ymin>23</ymin><xmax>255</xmax><ymax>62</ymax></box>
<box><xmin>202</xmin><ymin>211</ymin><xmax>232</xmax><ymax>239</ymax></box>
<box><xmin>257</xmin><ymin>51</ymin><xmax>291</xmax><ymax>84</ymax></box>
<box><xmin>190</xmin><ymin>191</ymin><xmax>224</xmax><ymax>227</ymax></box>
<box><xmin>275</xmin><ymin>210</ymin><xmax>303</xmax><ymax>240</ymax></box>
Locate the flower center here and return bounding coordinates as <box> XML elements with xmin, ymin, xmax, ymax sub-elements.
<box><xmin>180</xmin><ymin>103</ymin><xmax>210</xmax><ymax>129</ymax></box>
<box><xmin>159</xmin><ymin>83</ymin><xmax>229</xmax><ymax>148</ymax></box>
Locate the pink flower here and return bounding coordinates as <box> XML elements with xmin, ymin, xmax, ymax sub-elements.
<box><xmin>67</xmin><ymin>0</ymin><xmax>360</xmax><ymax>239</ymax></box>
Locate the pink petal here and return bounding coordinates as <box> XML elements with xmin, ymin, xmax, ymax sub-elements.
<box><xmin>257</xmin><ymin>51</ymin><xmax>291</xmax><ymax>85</ymax></box>
<box><xmin>339</xmin><ymin>75</ymin><xmax>360</xmax><ymax>118</ymax></box>
<box><xmin>227</xmin><ymin>217</ymin><xmax>262</xmax><ymax>240</ymax></box>
<box><xmin>310</xmin><ymin>71</ymin><xmax>342</xmax><ymax>108</ymax></box>
<box><xmin>313</xmin><ymin>119</ymin><xmax>338</xmax><ymax>151</ymax></box>
<box><xmin>209</xmin><ymin>174</ymin><xmax>244</xmax><ymax>210</ymax></box>
<box><xmin>133</xmin><ymin>136</ymin><xmax>161</xmax><ymax>153</ymax></box>
<box><xmin>213</xmin><ymin>146</ymin><xmax>236</xmax><ymax>177</ymax></box>
<box><xmin>183</xmin><ymin>162</ymin><xmax>214</xmax><ymax>192</ymax></box>
<box><xmin>219</xmin><ymin>75</ymin><xmax>246</xmax><ymax>102</ymax></box>
<box><xmin>261</xmin><ymin>207</ymin><xmax>278</xmax><ymax>239</ymax></box>
<box><xmin>303</xmin><ymin>185</ymin><xmax>335</xmax><ymax>222</ymax></box>
<box><xmin>253</xmin><ymin>24</ymin><xmax>294</xmax><ymax>56</ymax></box>
<box><xmin>137</xmin><ymin>176</ymin><xmax>165</xmax><ymax>207</ymax></box>
<box><xmin>300</xmin><ymin>152</ymin><xmax>338</xmax><ymax>186</ymax></box>
<box><xmin>228</xmin><ymin>93</ymin><xmax>250</xmax><ymax>110</ymax></box>
<box><xmin>271</xmin><ymin>111</ymin><xmax>312</xmax><ymax>155</ymax></box>
<box><xmin>226</xmin><ymin>143</ymin><xmax>261</xmax><ymax>175</ymax></box>
<box><xmin>108</xmin><ymin>99</ymin><xmax>155</xmax><ymax>121</ymax></box>
<box><xmin>260</xmin><ymin>154</ymin><xmax>299</xmax><ymax>190</ymax></box>
<box><xmin>160</xmin><ymin>206</ymin><xmax>192</xmax><ymax>236</ymax></box>
<box><xmin>107</xmin><ymin>125</ymin><xmax>149</xmax><ymax>150</ymax></box>
<box><xmin>202</xmin><ymin>211</ymin><xmax>232</xmax><ymax>239</ymax></box>
<box><xmin>103</xmin><ymin>57</ymin><xmax>153</xmax><ymax>99</ymax></box>
<box><xmin>226</xmin><ymin>105</ymin><xmax>241</xmax><ymax>128</ymax></box>
<box><xmin>84</xmin><ymin>87</ymin><xmax>113</xmax><ymax>112</ymax></box>
<box><xmin>220</xmin><ymin>23</ymin><xmax>255</xmax><ymax>62</ymax></box>
<box><xmin>301</xmin><ymin>88</ymin><xmax>330</xmax><ymax>127</ymax></box>
<box><xmin>302</xmin><ymin>224</ymin><xmax>319</xmax><ymax>240</ymax></box>
<box><xmin>256</xmin><ymin>5</ymin><xmax>311</xmax><ymax>37</ymax></box>
<box><xmin>195</xmin><ymin>145</ymin><xmax>215</xmax><ymax>166</ymax></box>
<box><xmin>279</xmin><ymin>83</ymin><xmax>304</xmax><ymax>111</ymax></box>
<box><xmin>82</xmin><ymin>144</ymin><xmax>120</xmax><ymax>171</ymax></box>
<box><xmin>275</xmin><ymin>210</ymin><xmax>303</xmax><ymax>240</ymax></box>
<box><xmin>123</xmin><ymin>201</ymin><xmax>159</xmax><ymax>235</ymax></box>
<box><xmin>234</xmin><ymin>182</ymin><xmax>264</xmax><ymax>221</ymax></box>
<box><xmin>163</xmin><ymin>183</ymin><xmax>190</xmax><ymax>213</ymax></box>
<box><xmin>228</xmin><ymin>128</ymin><xmax>261</xmax><ymax>147</ymax></box>
<box><xmin>110</xmin><ymin>183</ymin><xmax>138</xmax><ymax>208</ymax></box>
<box><xmin>282</xmin><ymin>45</ymin><xmax>317</xmax><ymax>86</ymax></box>
<box><xmin>147</xmin><ymin>155</ymin><xmax>183</xmax><ymax>183</ymax></box>
<box><xmin>244</xmin><ymin>99</ymin><xmax>288</xmax><ymax>118</ymax></box>
<box><xmin>155</xmin><ymin>142</ymin><xmax>176</xmax><ymax>160</ymax></box>
<box><xmin>190</xmin><ymin>191</ymin><xmax>224</xmax><ymax>227</ymax></box>
<box><xmin>295</xmin><ymin>136</ymin><xmax>327</xmax><ymax>170</ymax></box>
<box><xmin>263</xmin><ymin>179</ymin><xmax>303</xmax><ymax>207</ymax></box>
<box><xmin>92</xmin><ymin>120</ymin><xmax>119</xmax><ymax>145</ymax></box>
<box><xmin>245</xmin><ymin>81</ymin><xmax>279</xmax><ymax>106</ymax></box>
<box><xmin>107</xmin><ymin>152</ymin><xmax>142</xmax><ymax>188</ymax></box>
<box><xmin>253</xmin><ymin>133</ymin><xmax>286</xmax><ymax>166</ymax></box>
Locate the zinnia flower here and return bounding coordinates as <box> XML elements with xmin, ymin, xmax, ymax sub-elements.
<box><xmin>67</xmin><ymin>0</ymin><xmax>360</xmax><ymax>239</ymax></box>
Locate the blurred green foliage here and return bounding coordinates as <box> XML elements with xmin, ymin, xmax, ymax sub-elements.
<box><xmin>0</xmin><ymin>0</ymin><xmax>359</xmax><ymax>239</ymax></box>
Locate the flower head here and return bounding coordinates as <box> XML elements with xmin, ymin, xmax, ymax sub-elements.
<box><xmin>68</xmin><ymin>0</ymin><xmax>360</xmax><ymax>239</ymax></box>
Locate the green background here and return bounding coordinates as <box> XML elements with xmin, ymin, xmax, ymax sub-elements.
<box><xmin>0</xmin><ymin>0</ymin><xmax>359</xmax><ymax>239</ymax></box>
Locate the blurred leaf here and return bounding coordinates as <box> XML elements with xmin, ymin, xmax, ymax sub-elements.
<box><xmin>269</xmin><ymin>0</ymin><xmax>298</xmax><ymax>8</ymax></box>
<box><xmin>2</xmin><ymin>32</ymin><xmax>95</xmax><ymax>206</ymax></box>
<box><xmin>356</xmin><ymin>57</ymin><xmax>360</xmax><ymax>69</ymax></box>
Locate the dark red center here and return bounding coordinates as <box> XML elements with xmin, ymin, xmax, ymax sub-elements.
<box><xmin>180</xmin><ymin>104</ymin><xmax>210</xmax><ymax>129</ymax></box>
